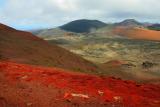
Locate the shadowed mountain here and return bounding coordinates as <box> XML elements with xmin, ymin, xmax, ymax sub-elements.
<box><xmin>60</xmin><ymin>19</ymin><xmax>107</xmax><ymax>33</ymax></box>
<box><xmin>0</xmin><ymin>23</ymin><xmax>101</xmax><ymax>73</ymax></box>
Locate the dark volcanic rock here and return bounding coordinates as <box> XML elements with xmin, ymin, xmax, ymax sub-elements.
<box><xmin>142</xmin><ymin>61</ymin><xmax>157</xmax><ymax>69</ymax></box>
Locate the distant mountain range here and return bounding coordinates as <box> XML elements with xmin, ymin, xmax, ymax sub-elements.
<box><xmin>33</xmin><ymin>19</ymin><xmax>160</xmax><ymax>41</ymax></box>
<box><xmin>33</xmin><ymin>19</ymin><xmax>154</xmax><ymax>34</ymax></box>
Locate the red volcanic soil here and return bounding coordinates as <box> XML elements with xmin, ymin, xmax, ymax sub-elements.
<box><xmin>0</xmin><ymin>61</ymin><xmax>160</xmax><ymax>107</ymax></box>
<box><xmin>0</xmin><ymin>24</ymin><xmax>16</xmax><ymax>31</ymax></box>
<box><xmin>113</xmin><ymin>27</ymin><xmax>160</xmax><ymax>41</ymax></box>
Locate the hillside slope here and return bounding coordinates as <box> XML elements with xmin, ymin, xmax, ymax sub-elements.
<box><xmin>113</xmin><ymin>27</ymin><xmax>160</xmax><ymax>41</ymax></box>
<box><xmin>0</xmin><ymin>23</ymin><xmax>100</xmax><ymax>73</ymax></box>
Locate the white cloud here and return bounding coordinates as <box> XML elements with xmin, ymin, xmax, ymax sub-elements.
<box><xmin>0</xmin><ymin>0</ymin><xmax>160</xmax><ymax>30</ymax></box>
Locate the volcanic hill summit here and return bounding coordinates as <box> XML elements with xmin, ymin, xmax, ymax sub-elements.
<box><xmin>115</xmin><ymin>19</ymin><xmax>142</xmax><ymax>27</ymax></box>
<box><xmin>60</xmin><ymin>19</ymin><xmax>107</xmax><ymax>33</ymax></box>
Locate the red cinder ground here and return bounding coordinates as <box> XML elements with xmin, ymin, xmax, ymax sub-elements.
<box><xmin>0</xmin><ymin>61</ymin><xmax>160</xmax><ymax>107</ymax></box>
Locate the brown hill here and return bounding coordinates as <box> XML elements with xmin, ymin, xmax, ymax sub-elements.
<box><xmin>0</xmin><ymin>23</ymin><xmax>100</xmax><ymax>73</ymax></box>
<box><xmin>113</xmin><ymin>27</ymin><xmax>160</xmax><ymax>41</ymax></box>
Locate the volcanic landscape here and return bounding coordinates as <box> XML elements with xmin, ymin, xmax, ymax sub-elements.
<box><xmin>0</xmin><ymin>19</ymin><xmax>160</xmax><ymax>107</ymax></box>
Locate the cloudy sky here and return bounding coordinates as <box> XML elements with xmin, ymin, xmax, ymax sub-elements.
<box><xmin>0</xmin><ymin>0</ymin><xmax>160</xmax><ymax>30</ymax></box>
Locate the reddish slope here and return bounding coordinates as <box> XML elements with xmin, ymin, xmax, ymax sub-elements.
<box><xmin>113</xmin><ymin>27</ymin><xmax>160</xmax><ymax>41</ymax></box>
<box><xmin>0</xmin><ymin>61</ymin><xmax>160</xmax><ymax>107</ymax></box>
<box><xmin>0</xmin><ymin>23</ymin><xmax>100</xmax><ymax>73</ymax></box>
<box><xmin>0</xmin><ymin>24</ymin><xmax>16</xmax><ymax>31</ymax></box>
